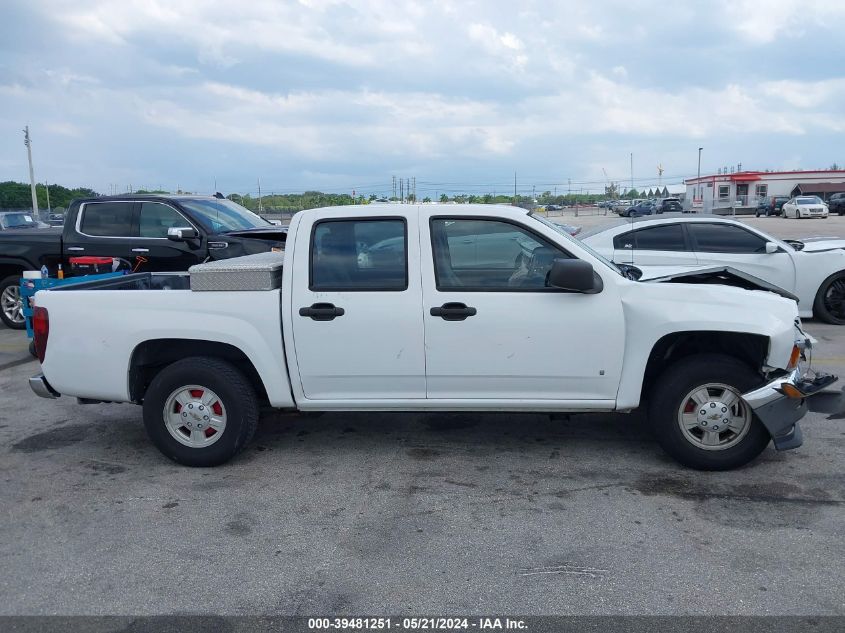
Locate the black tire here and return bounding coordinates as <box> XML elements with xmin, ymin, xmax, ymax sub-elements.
<box><xmin>648</xmin><ymin>354</ymin><xmax>771</xmax><ymax>470</ymax></box>
<box><xmin>813</xmin><ymin>272</ymin><xmax>845</xmax><ymax>325</ymax></box>
<box><xmin>142</xmin><ymin>356</ymin><xmax>259</xmax><ymax>467</ymax></box>
<box><xmin>0</xmin><ymin>275</ymin><xmax>26</xmax><ymax>330</ymax></box>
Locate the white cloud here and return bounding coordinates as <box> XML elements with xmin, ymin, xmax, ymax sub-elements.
<box><xmin>467</xmin><ymin>23</ymin><xmax>528</xmax><ymax>70</ymax></box>
<box><xmin>4</xmin><ymin>0</ymin><xmax>845</xmax><ymax>191</ymax></box>
<box><xmin>722</xmin><ymin>0</ymin><xmax>845</xmax><ymax>43</ymax></box>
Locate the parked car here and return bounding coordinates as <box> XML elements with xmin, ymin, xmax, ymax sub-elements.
<box><xmin>0</xmin><ymin>212</ymin><xmax>51</xmax><ymax>230</ymax></box>
<box><xmin>655</xmin><ymin>198</ymin><xmax>683</xmax><ymax>214</ymax></box>
<box><xmin>756</xmin><ymin>196</ymin><xmax>789</xmax><ymax>217</ymax></box>
<box><xmin>46</xmin><ymin>213</ymin><xmax>65</xmax><ymax>227</ymax></box>
<box><xmin>29</xmin><ymin>204</ymin><xmax>833</xmax><ymax>470</ymax></box>
<box><xmin>781</xmin><ymin>196</ymin><xmax>829</xmax><ymax>219</ymax></box>
<box><xmin>827</xmin><ymin>192</ymin><xmax>845</xmax><ymax>216</ymax></box>
<box><xmin>581</xmin><ymin>214</ymin><xmax>845</xmax><ymax>323</ymax></box>
<box><xmin>613</xmin><ymin>200</ymin><xmax>632</xmax><ymax>214</ymax></box>
<box><xmin>622</xmin><ymin>201</ymin><xmax>655</xmax><ymax>217</ymax></box>
<box><xmin>0</xmin><ymin>194</ymin><xmax>286</xmax><ymax>329</ymax></box>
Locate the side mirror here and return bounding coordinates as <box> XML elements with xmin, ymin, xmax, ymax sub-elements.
<box><xmin>765</xmin><ymin>242</ymin><xmax>779</xmax><ymax>254</ymax></box>
<box><xmin>548</xmin><ymin>259</ymin><xmax>603</xmax><ymax>294</ymax></box>
<box><xmin>167</xmin><ymin>226</ymin><xmax>198</xmax><ymax>241</ymax></box>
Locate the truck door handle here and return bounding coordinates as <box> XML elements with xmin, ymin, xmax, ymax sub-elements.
<box><xmin>299</xmin><ymin>303</ymin><xmax>345</xmax><ymax>321</ymax></box>
<box><xmin>132</xmin><ymin>248</ymin><xmax>150</xmax><ymax>253</ymax></box>
<box><xmin>67</xmin><ymin>247</ymin><xmax>85</xmax><ymax>252</ymax></box>
<box><xmin>430</xmin><ymin>302</ymin><xmax>477</xmax><ymax>321</ymax></box>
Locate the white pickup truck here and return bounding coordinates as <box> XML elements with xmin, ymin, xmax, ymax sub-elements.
<box><xmin>28</xmin><ymin>204</ymin><xmax>836</xmax><ymax>470</ymax></box>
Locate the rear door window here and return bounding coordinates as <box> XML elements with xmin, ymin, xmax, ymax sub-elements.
<box><xmin>634</xmin><ymin>224</ymin><xmax>687</xmax><ymax>251</ymax></box>
<box><xmin>79</xmin><ymin>202</ymin><xmax>134</xmax><ymax>237</ymax></box>
<box><xmin>613</xmin><ymin>224</ymin><xmax>687</xmax><ymax>251</ymax></box>
<box><xmin>310</xmin><ymin>219</ymin><xmax>407</xmax><ymax>291</ymax></box>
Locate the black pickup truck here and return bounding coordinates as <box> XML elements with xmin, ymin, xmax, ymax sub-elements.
<box><xmin>0</xmin><ymin>194</ymin><xmax>286</xmax><ymax>328</ymax></box>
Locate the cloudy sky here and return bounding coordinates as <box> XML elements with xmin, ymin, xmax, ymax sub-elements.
<box><xmin>2</xmin><ymin>0</ymin><xmax>844</xmax><ymax>198</ymax></box>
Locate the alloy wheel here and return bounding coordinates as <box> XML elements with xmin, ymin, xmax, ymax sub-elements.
<box><xmin>1</xmin><ymin>285</ymin><xmax>24</xmax><ymax>325</ymax></box>
<box><xmin>823</xmin><ymin>278</ymin><xmax>845</xmax><ymax>321</ymax></box>
<box><xmin>677</xmin><ymin>383</ymin><xmax>752</xmax><ymax>451</ymax></box>
<box><xmin>163</xmin><ymin>385</ymin><xmax>227</xmax><ymax>448</ymax></box>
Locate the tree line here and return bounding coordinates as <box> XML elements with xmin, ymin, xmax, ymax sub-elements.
<box><xmin>1</xmin><ymin>180</ymin><xmax>657</xmax><ymax>214</ymax></box>
<box><xmin>0</xmin><ymin>181</ymin><xmax>98</xmax><ymax>212</ymax></box>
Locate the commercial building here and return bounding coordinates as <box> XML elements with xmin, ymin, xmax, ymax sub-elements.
<box><xmin>684</xmin><ymin>169</ymin><xmax>845</xmax><ymax>214</ymax></box>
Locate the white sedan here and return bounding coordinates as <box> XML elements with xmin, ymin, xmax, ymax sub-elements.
<box><xmin>782</xmin><ymin>196</ymin><xmax>829</xmax><ymax>219</ymax></box>
<box><xmin>580</xmin><ymin>214</ymin><xmax>845</xmax><ymax>323</ymax></box>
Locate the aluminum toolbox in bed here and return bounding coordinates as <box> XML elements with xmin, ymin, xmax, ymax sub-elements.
<box><xmin>189</xmin><ymin>251</ymin><xmax>284</xmax><ymax>291</ymax></box>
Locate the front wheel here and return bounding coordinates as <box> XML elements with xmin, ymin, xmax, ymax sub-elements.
<box><xmin>0</xmin><ymin>275</ymin><xmax>25</xmax><ymax>330</ymax></box>
<box><xmin>813</xmin><ymin>273</ymin><xmax>845</xmax><ymax>325</ymax></box>
<box><xmin>142</xmin><ymin>356</ymin><xmax>259</xmax><ymax>466</ymax></box>
<box><xmin>648</xmin><ymin>354</ymin><xmax>771</xmax><ymax>470</ymax></box>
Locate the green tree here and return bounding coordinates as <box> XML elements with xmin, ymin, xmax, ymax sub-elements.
<box><xmin>439</xmin><ymin>193</ymin><xmax>449</xmax><ymax>203</ymax></box>
<box><xmin>423</xmin><ymin>196</ymin><xmax>431</xmax><ymax>203</ymax></box>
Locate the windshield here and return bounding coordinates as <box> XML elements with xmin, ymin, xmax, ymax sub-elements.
<box><xmin>0</xmin><ymin>213</ymin><xmax>41</xmax><ymax>229</ymax></box>
<box><xmin>179</xmin><ymin>198</ymin><xmax>271</xmax><ymax>233</ymax></box>
<box><xmin>529</xmin><ymin>212</ymin><xmax>622</xmax><ymax>275</ymax></box>
<box><xmin>797</xmin><ymin>197</ymin><xmax>822</xmax><ymax>205</ymax></box>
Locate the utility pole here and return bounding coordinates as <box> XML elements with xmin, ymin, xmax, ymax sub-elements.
<box><xmin>392</xmin><ymin>175</ymin><xmax>396</xmax><ymax>200</ymax></box>
<box><xmin>630</xmin><ymin>153</ymin><xmax>634</xmax><ymax>198</ymax></box>
<box><xmin>697</xmin><ymin>147</ymin><xmax>703</xmax><ymax>209</ymax></box>
<box><xmin>45</xmin><ymin>181</ymin><xmax>51</xmax><ymax>213</ymax></box>
<box><xmin>513</xmin><ymin>171</ymin><xmax>517</xmax><ymax>206</ymax></box>
<box><xmin>257</xmin><ymin>178</ymin><xmax>263</xmax><ymax>213</ymax></box>
<box><xmin>23</xmin><ymin>126</ymin><xmax>38</xmax><ymax>217</ymax></box>
<box><xmin>412</xmin><ymin>177</ymin><xmax>416</xmax><ymax>203</ymax></box>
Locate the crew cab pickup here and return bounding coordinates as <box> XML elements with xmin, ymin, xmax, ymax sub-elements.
<box><xmin>0</xmin><ymin>194</ymin><xmax>285</xmax><ymax>328</ymax></box>
<box><xmin>28</xmin><ymin>204</ymin><xmax>835</xmax><ymax>470</ymax></box>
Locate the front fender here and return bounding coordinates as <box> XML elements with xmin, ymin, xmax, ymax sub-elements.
<box><xmin>615</xmin><ymin>282</ymin><xmax>799</xmax><ymax>410</ymax></box>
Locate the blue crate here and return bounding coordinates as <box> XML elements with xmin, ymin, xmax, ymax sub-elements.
<box><xmin>21</xmin><ymin>272</ymin><xmax>125</xmax><ymax>338</ymax></box>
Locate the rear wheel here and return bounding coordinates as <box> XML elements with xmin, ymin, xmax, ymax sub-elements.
<box><xmin>0</xmin><ymin>275</ymin><xmax>25</xmax><ymax>330</ymax></box>
<box><xmin>142</xmin><ymin>356</ymin><xmax>259</xmax><ymax>466</ymax></box>
<box><xmin>648</xmin><ymin>354</ymin><xmax>770</xmax><ymax>470</ymax></box>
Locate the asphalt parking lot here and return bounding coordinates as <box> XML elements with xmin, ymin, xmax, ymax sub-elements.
<box><xmin>1</xmin><ymin>212</ymin><xmax>844</xmax><ymax>616</ymax></box>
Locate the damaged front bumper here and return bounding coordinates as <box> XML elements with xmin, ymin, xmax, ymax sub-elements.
<box><xmin>741</xmin><ymin>369</ymin><xmax>837</xmax><ymax>450</ymax></box>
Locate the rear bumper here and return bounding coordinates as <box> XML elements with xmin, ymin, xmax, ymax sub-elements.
<box><xmin>29</xmin><ymin>374</ymin><xmax>60</xmax><ymax>399</ymax></box>
<box><xmin>741</xmin><ymin>369</ymin><xmax>837</xmax><ymax>450</ymax></box>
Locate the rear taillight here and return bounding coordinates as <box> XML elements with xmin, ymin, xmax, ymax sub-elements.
<box><xmin>33</xmin><ymin>306</ymin><xmax>49</xmax><ymax>363</ymax></box>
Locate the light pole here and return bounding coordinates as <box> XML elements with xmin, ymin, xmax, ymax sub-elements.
<box><xmin>23</xmin><ymin>126</ymin><xmax>38</xmax><ymax>218</ymax></box>
<box><xmin>697</xmin><ymin>147</ymin><xmax>703</xmax><ymax>210</ymax></box>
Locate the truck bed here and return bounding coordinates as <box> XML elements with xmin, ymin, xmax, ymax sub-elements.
<box><xmin>52</xmin><ymin>272</ymin><xmax>191</xmax><ymax>292</ymax></box>
<box><xmin>34</xmin><ymin>278</ymin><xmax>294</xmax><ymax>408</ymax></box>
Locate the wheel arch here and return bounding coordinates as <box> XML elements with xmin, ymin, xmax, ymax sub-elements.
<box><xmin>129</xmin><ymin>339</ymin><xmax>269</xmax><ymax>405</ymax></box>
<box><xmin>639</xmin><ymin>330</ymin><xmax>769</xmax><ymax>405</ymax></box>
<box><xmin>0</xmin><ymin>260</ymin><xmax>28</xmax><ymax>281</ymax></box>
